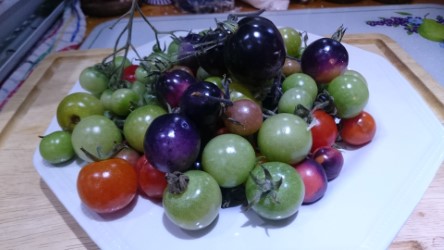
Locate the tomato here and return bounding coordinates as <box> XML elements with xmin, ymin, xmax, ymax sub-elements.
<box><xmin>163</xmin><ymin>170</ymin><xmax>222</xmax><ymax>230</ymax></box>
<box><xmin>279</xmin><ymin>27</ymin><xmax>302</xmax><ymax>58</ymax></box>
<box><xmin>122</xmin><ymin>64</ymin><xmax>138</xmax><ymax>83</ymax></box>
<box><xmin>245</xmin><ymin>162</ymin><xmax>305</xmax><ymax>220</ymax></box>
<box><xmin>79</xmin><ymin>66</ymin><xmax>109</xmax><ymax>95</ymax></box>
<box><xmin>301</xmin><ymin>36</ymin><xmax>348</xmax><ymax>84</ymax></box>
<box><xmin>326</xmin><ymin>74</ymin><xmax>369</xmax><ymax>118</ymax></box>
<box><xmin>201</xmin><ymin>133</ymin><xmax>256</xmax><ymax>188</ymax></box>
<box><xmin>77</xmin><ymin>158</ymin><xmax>138</xmax><ymax>214</ymax></box>
<box><xmin>110</xmin><ymin>88</ymin><xmax>140</xmax><ymax>117</ymax></box>
<box><xmin>339</xmin><ymin>111</ymin><xmax>376</xmax><ymax>146</ymax></box>
<box><xmin>71</xmin><ymin>115</ymin><xmax>123</xmax><ymax>162</ymax></box>
<box><xmin>39</xmin><ymin>130</ymin><xmax>75</xmax><ymax>164</ymax></box>
<box><xmin>56</xmin><ymin>92</ymin><xmax>105</xmax><ymax>131</ymax></box>
<box><xmin>258</xmin><ymin>113</ymin><xmax>312</xmax><ymax>165</ymax></box>
<box><xmin>278</xmin><ymin>87</ymin><xmax>315</xmax><ymax>114</ymax></box>
<box><xmin>224</xmin><ymin>16</ymin><xmax>286</xmax><ymax>92</ymax></box>
<box><xmin>310</xmin><ymin>110</ymin><xmax>338</xmax><ymax>152</ymax></box>
<box><xmin>123</xmin><ymin>104</ymin><xmax>167</xmax><ymax>153</ymax></box>
<box><xmin>293</xmin><ymin>158</ymin><xmax>328</xmax><ymax>204</ymax></box>
<box><xmin>223</xmin><ymin>99</ymin><xmax>263</xmax><ymax>136</ymax></box>
<box><xmin>135</xmin><ymin>155</ymin><xmax>167</xmax><ymax>200</ymax></box>
<box><xmin>114</xmin><ymin>146</ymin><xmax>140</xmax><ymax>167</ymax></box>
<box><xmin>282</xmin><ymin>73</ymin><xmax>318</xmax><ymax>100</ymax></box>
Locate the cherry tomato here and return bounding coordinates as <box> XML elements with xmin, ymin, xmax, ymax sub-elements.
<box><xmin>201</xmin><ymin>134</ymin><xmax>256</xmax><ymax>188</ymax></box>
<box><xmin>245</xmin><ymin>162</ymin><xmax>305</xmax><ymax>220</ymax></box>
<box><xmin>39</xmin><ymin>130</ymin><xmax>75</xmax><ymax>164</ymax></box>
<box><xmin>223</xmin><ymin>99</ymin><xmax>263</xmax><ymax>136</ymax></box>
<box><xmin>326</xmin><ymin>74</ymin><xmax>369</xmax><ymax>119</ymax></box>
<box><xmin>135</xmin><ymin>155</ymin><xmax>167</xmax><ymax>200</ymax></box>
<box><xmin>77</xmin><ymin>158</ymin><xmax>138</xmax><ymax>214</ymax></box>
<box><xmin>258</xmin><ymin>113</ymin><xmax>312</xmax><ymax>165</ymax></box>
<box><xmin>163</xmin><ymin>170</ymin><xmax>222</xmax><ymax>230</ymax></box>
<box><xmin>339</xmin><ymin>111</ymin><xmax>376</xmax><ymax>146</ymax></box>
<box><xmin>79</xmin><ymin>66</ymin><xmax>109</xmax><ymax>95</ymax></box>
<box><xmin>123</xmin><ymin>64</ymin><xmax>139</xmax><ymax>83</ymax></box>
<box><xmin>310</xmin><ymin>110</ymin><xmax>338</xmax><ymax>152</ymax></box>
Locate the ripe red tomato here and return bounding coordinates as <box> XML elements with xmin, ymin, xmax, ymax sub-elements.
<box><xmin>136</xmin><ymin>155</ymin><xmax>167</xmax><ymax>200</ymax></box>
<box><xmin>77</xmin><ymin>158</ymin><xmax>138</xmax><ymax>214</ymax></box>
<box><xmin>310</xmin><ymin>110</ymin><xmax>338</xmax><ymax>152</ymax></box>
<box><xmin>339</xmin><ymin>111</ymin><xmax>376</xmax><ymax>146</ymax></box>
<box><xmin>123</xmin><ymin>64</ymin><xmax>139</xmax><ymax>83</ymax></box>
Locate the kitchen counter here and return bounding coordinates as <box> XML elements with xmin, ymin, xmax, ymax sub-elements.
<box><xmin>1</xmin><ymin>0</ymin><xmax>444</xmax><ymax>249</ymax></box>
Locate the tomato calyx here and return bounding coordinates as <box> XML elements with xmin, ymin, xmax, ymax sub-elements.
<box><xmin>244</xmin><ymin>165</ymin><xmax>283</xmax><ymax>210</ymax></box>
<box><xmin>165</xmin><ymin>171</ymin><xmax>190</xmax><ymax>194</ymax></box>
<box><xmin>294</xmin><ymin>89</ymin><xmax>337</xmax><ymax>126</ymax></box>
<box><xmin>331</xmin><ymin>25</ymin><xmax>347</xmax><ymax>42</ymax></box>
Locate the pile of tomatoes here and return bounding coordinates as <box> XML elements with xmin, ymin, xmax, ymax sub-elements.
<box><xmin>38</xmin><ymin>13</ymin><xmax>376</xmax><ymax>230</ymax></box>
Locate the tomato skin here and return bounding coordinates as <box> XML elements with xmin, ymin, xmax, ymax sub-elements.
<box><xmin>310</xmin><ymin>110</ymin><xmax>338</xmax><ymax>152</ymax></box>
<box><xmin>136</xmin><ymin>155</ymin><xmax>167</xmax><ymax>200</ymax></box>
<box><xmin>163</xmin><ymin>170</ymin><xmax>222</xmax><ymax>230</ymax></box>
<box><xmin>123</xmin><ymin>65</ymin><xmax>138</xmax><ymax>83</ymax></box>
<box><xmin>77</xmin><ymin>158</ymin><xmax>138</xmax><ymax>214</ymax></box>
<box><xmin>339</xmin><ymin>111</ymin><xmax>376</xmax><ymax>146</ymax></box>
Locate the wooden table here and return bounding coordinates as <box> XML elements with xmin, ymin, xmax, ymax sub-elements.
<box><xmin>1</xmin><ymin>1</ymin><xmax>444</xmax><ymax>249</ymax></box>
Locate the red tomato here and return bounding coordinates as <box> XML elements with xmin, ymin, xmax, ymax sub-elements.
<box><xmin>310</xmin><ymin>110</ymin><xmax>338</xmax><ymax>152</ymax></box>
<box><xmin>339</xmin><ymin>111</ymin><xmax>376</xmax><ymax>146</ymax></box>
<box><xmin>136</xmin><ymin>155</ymin><xmax>167</xmax><ymax>200</ymax></box>
<box><xmin>77</xmin><ymin>158</ymin><xmax>138</xmax><ymax>214</ymax></box>
<box><xmin>123</xmin><ymin>64</ymin><xmax>139</xmax><ymax>83</ymax></box>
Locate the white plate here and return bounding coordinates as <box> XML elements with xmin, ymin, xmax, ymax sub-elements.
<box><xmin>33</xmin><ymin>32</ymin><xmax>444</xmax><ymax>250</ymax></box>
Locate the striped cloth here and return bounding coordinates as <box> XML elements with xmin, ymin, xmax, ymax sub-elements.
<box><xmin>0</xmin><ymin>0</ymin><xmax>86</xmax><ymax>110</ymax></box>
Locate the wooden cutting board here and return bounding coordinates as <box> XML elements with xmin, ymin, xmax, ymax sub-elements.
<box><xmin>0</xmin><ymin>33</ymin><xmax>443</xmax><ymax>249</ymax></box>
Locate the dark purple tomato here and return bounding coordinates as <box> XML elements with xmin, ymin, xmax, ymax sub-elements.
<box><xmin>155</xmin><ymin>69</ymin><xmax>196</xmax><ymax>108</ymax></box>
<box><xmin>224</xmin><ymin>16</ymin><xmax>286</xmax><ymax>94</ymax></box>
<box><xmin>197</xmin><ymin>28</ymin><xmax>229</xmax><ymax>76</ymax></box>
<box><xmin>312</xmin><ymin>146</ymin><xmax>344</xmax><ymax>181</ymax></box>
<box><xmin>179</xmin><ymin>81</ymin><xmax>224</xmax><ymax>130</ymax></box>
<box><xmin>293</xmin><ymin>158</ymin><xmax>328</xmax><ymax>205</ymax></box>
<box><xmin>144</xmin><ymin>113</ymin><xmax>201</xmax><ymax>173</ymax></box>
<box><xmin>301</xmin><ymin>38</ymin><xmax>348</xmax><ymax>84</ymax></box>
<box><xmin>176</xmin><ymin>33</ymin><xmax>202</xmax><ymax>73</ymax></box>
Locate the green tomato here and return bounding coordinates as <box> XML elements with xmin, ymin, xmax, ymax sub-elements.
<box><xmin>71</xmin><ymin>115</ymin><xmax>123</xmax><ymax>162</ymax></box>
<box><xmin>39</xmin><ymin>130</ymin><xmax>75</xmax><ymax>164</ymax></box>
<box><xmin>135</xmin><ymin>66</ymin><xmax>150</xmax><ymax>84</ymax></box>
<box><xmin>202</xmin><ymin>134</ymin><xmax>256</xmax><ymax>188</ymax></box>
<box><xmin>245</xmin><ymin>162</ymin><xmax>305</xmax><ymax>220</ymax></box>
<box><xmin>327</xmin><ymin>74</ymin><xmax>369</xmax><ymax>118</ymax></box>
<box><xmin>282</xmin><ymin>73</ymin><xmax>318</xmax><ymax>100</ymax></box>
<box><xmin>79</xmin><ymin>66</ymin><xmax>109</xmax><ymax>95</ymax></box>
<box><xmin>163</xmin><ymin>170</ymin><xmax>222</xmax><ymax>230</ymax></box>
<box><xmin>278</xmin><ymin>87</ymin><xmax>315</xmax><ymax>114</ymax></box>
<box><xmin>110</xmin><ymin>88</ymin><xmax>140</xmax><ymax>117</ymax></box>
<box><xmin>56</xmin><ymin>92</ymin><xmax>105</xmax><ymax>131</ymax></box>
<box><xmin>113</xmin><ymin>56</ymin><xmax>131</xmax><ymax>69</ymax></box>
<box><xmin>258</xmin><ymin>113</ymin><xmax>312</xmax><ymax>165</ymax></box>
<box><xmin>131</xmin><ymin>80</ymin><xmax>147</xmax><ymax>106</ymax></box>
<box><xmin>100</xmin><ymin>89</ymin><xmax>114</xmax><ymax>111</ymax></box>
<box><xmin>123</xmin><ymin>104</ymin><xmax>167</xmax><ymax>153</ymax></box>
<box><xmin>343</xmin><ymin>69</ymin><xmax>367</xmax><ymax>85</ymax></box>
<box><xmin>279</xmin><ymin>27</ymin><xmax>302</xmax><ymax>58</ymax></box>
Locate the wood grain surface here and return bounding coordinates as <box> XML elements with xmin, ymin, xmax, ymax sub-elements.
<box><xmin>0</xmin><ymin>34</ymin><xmax>443</xmax><ymax>249</ymax></box>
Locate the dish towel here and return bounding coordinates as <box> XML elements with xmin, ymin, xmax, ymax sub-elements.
<box><xmin>0</xmin><ymin>0</ymin><xmax>86</xmax><ymax>111</ymax></box>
